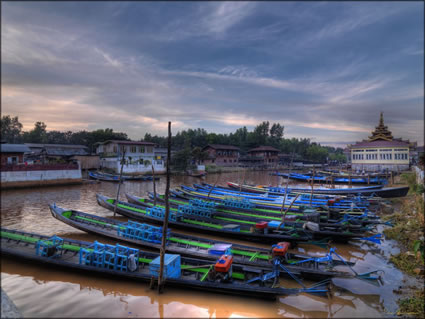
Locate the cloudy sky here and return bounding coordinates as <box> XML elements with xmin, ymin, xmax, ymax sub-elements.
<box><xmin>2</xmin><ymin>1</ymin><xmax>424</xmax><ymax>147</ymax></box>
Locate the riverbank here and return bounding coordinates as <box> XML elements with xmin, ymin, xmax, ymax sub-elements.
<box><xmin>382</xmin><ymin>169</ymin><xmax>424</xmax><ymax>317</ymax></box>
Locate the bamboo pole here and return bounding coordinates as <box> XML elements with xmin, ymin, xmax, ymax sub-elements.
<box><xmin>158</xmin><ymin>121</ymin><xmax>171</xmax><ymax>293</ymax></box>
<box><xmin>114</xmin><ymin>149</ymin><xmax>126</xmax><ymax>217</ymax></box>
<box><xmin>309</xmin><ymin>167</ymin><xmax>315</xmax><ymax>206</ymax></box>
<box><xmin>208</xmin><ymin>174</ymin><xmax>219</xmax><ymax>198</ymax></box>
<box><xmin>152</xmin><ymin>165</ymin><xmax>157</xmax><ymax>206</ymax></box>
<box><xmin>278</xmin><ymin>193</ymin><xmax>301</xmax><ymax>229</ymax></box>
<box><xmin>239</xmin><ymin>168</ymin><xmax>246</xmax><ymax>195</ymax></box>
<box><xmin>280</xmin><ymin>152</ymin><xmax>295</xmax><ymax>215</ymax></box>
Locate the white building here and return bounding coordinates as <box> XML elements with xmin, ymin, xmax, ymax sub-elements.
<box><xmin>95</xmin><ymin>140</ymin><xmax>165</xmax><ymax>174</ymax></box>
<box><xmin>349</xmin><ymin>113</ymin><xmax>412</xmax><ymax>172</ymax></box>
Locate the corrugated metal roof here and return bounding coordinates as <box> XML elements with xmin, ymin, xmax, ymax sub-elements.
<box><xmin>248</xmin><ymin>146</ymin><xmax>280</xmax><ymax>152</ymax></box>
<box><xmin>96</xmin><ymin>140</ymin><xmax>155</xmax><ymax>146</ymax></box>
<box><xmin>0</xmin><ymin>144</ymin><xmax>31</xmax><ymax>153</ymax></box>
<box><xmin>44</xmin><ymin>147</ymin><xmax>89</xmax><ymax>156</ymax></box>
<box><xmin>25</xmin><ymin>143</ymin><xmax>88</xmax><ymax>149</ymax></box>
<box><xmin>203</xmin><ymin>144</ymin><xmax>240</xmax><ymax>151</ymax></box>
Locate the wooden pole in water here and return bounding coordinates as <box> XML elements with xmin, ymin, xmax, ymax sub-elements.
<box><xmin>114</xmin><ymin>149</ymin><xmax>126</xmax><ymax>217</ymax></box>
<box><xmin>208</xmin><ymin>174</ymin><xmax>219</xmax><ymax>198</ymax></box>
<box><xmin>281</xmin><ymin>152</ymin><xmax>295</xmax><ymax>215</ymax></box>
<box><xmin>158</xmin><ymin>121</ymin><xmax>171</xmax><ymax>293</ymax></box>
<box><xmin>309</xmin><ymin>167</ymin><xmax>315</xmax><ymax>206</ymax></box>
<box><xmin>278</xmin><ymin>193</ymin><xmax>301</xmax><ymax>229</ymax></box>
<box><xmin>239</xmin><ymin>168</ymin><xmax>246</xmax><ymax>195</ymax></box>
<box><xmin>152</xmin><ymin>165</ymin><xmax>157</xmax><ymax>206</ymax></box>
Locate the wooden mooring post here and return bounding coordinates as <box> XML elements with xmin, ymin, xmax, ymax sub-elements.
<box><xmin>309</xmin><ymin>167</ymin><xmax>315</xmax><ymax>207</ymax></box>
<box><xmin>158</xmin><ymin>121</ymin><xmax>172</xmax><ymax>293</ymax></box>
<box><xmin>281</xmin><ymin>152</ymin><xmax>295</xmax><ymax>215</ymax></box>
<box><xmin>152</xmin><ymin>165</ymin><xmax>157</xmax><ymax>206</ymax></box>
<box><xmin>114</xmin><ymin>150</ymin><xmax>126</xmax><ymax>217</ymax></box>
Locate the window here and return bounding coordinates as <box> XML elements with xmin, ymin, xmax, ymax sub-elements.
<box><xmin>389</xmin><ymin>154</ymin><xmax>392</xmax><ymax>160</ymax></box>
<box><xmin>130</xmin><ymin>146</ymin><xmax>137</xmax><ymax>153</ymax></box>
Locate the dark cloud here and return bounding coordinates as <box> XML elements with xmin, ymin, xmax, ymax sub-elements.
<box><xmin>1</xmin><ymin>2</ymin><xmax>423</xmax><ymax>144</ymax></box>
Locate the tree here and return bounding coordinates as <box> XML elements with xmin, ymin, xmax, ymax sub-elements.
<box><xmin>305</xmin><ymin>144</ymin><xmax>328</xmax><ymax>163</ymax></box>
<box><xmin>191</xmin><ymin>147</ymin><xmax>209</xmax><ymax>165</ymax></box>
<box><xmin>1</xmin><ymin>115</ymin><xmax>23</xmax><ymax>143</ymax></box>
<box><xmin>22</xmin><ymin>121</ymin><xmax>47</xmax><ymax>143</ymax></box>
<box><xmin>252</xmin><ymin>121</ymin><xmax>270</xmax><ymax>145</ymax></box>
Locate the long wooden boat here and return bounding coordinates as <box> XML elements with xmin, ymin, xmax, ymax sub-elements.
<box><xmin>89</xmin><ymin>171</ymin><xmax>158</xmax><ymax>182</ymax></box>
<box><xmin>124</xmin><ymin>193</ymin><xmax>373</xmax><ymax>238</ymax></box>
<box><xmin>49</xmin><ymin>204</ymin><xmax>359</xmax><ymax>281</ymax></box>
<box><xmin>88</xmin><ymin>171</ymin><xmax>120</xmax><ymax>182</ymax></box>
<box><xmin>1</xmin><ymin>228</ymin><xmax>330</xmax><ymax>299</ymax></box>
<box><xmin>175</xmin><ymin>187</ymin><xmax>372</xmax><ymax>216</ymax></box>
<box><xmin>102</xmin><ymin>171</ymin><xmax>160</xmax><ymax>181</ymax></box>
<box><xmin>126</xmin><ymin>193</ymin><xmax>381</xmax><ymax>230</ymax></box>
<box><xmin>97</xmin><ymin>194</ymin><xmax>377</xmax><ymax>243</ymax></box>
<box><xmin>191</xmin><ymin>184</ymin><xmax>371</xmax><ymax>210</ymax></box>
<box><xmin>274</xmin><ymin>172</ymin><xmax>386</xmax><ymax>185</ymax></box>
<box><xmin>96</xmin><ymin>194</ymin><xmax>313</xmax><ymax>245</ymax></box>
<box><xmin>226</xmin><ymin>182</ymin><xmax>409</xmax><ymax>198</ymax></box>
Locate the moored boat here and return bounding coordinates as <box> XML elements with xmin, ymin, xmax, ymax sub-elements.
<box><xmin>49</xmin><ymin>203</ymin><xmax>365</xmax><ymax>281</ymax></box>
<box><xmin>97</xmin><ymin>194</ymin><xmax>380</xmax><ymax>243</ymax></box>
<box><xmin>226</xmin><ymin>182</ymin><xmax>409</xmax><ymax>198</ymax></box>
<box><xmin>0</xmin><ymin>227</ymin><xmax>330</xmax><ymax>299</ymax></box>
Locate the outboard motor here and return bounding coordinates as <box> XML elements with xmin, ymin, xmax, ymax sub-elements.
<box><xmin>271</xmin><ymin>242</ymin><xmax>291</xmax><ymax>262</ymax></box>
<box><xmin>213</xmin><ymin>255</ymin><xmax>233</xmax><ymax>283</ymax></box>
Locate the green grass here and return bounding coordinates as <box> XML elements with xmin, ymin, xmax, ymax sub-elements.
<box><xmin>397</xmin><ymin>289</ymin><xmax>425</xmax><ymax>317</ymax></box>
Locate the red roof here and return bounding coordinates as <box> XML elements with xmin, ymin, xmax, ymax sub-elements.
<box><xmin>203</xmin><ymin>144</ymin><xmax>240</xmax><ymax>151</ymax></box>
<box><xmin>350</xmin><ymin>140</ymin><xmax>410</xmax><ymax>148</ymax></box>
<box><xmin>248</xmin><ymin>146</ymin><xmax>280</xmax><ymax>153</ymax></box>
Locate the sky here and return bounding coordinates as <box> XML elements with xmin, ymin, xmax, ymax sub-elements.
<box><xmin>2</xmin><ymin>1</ymin><xmax>424</xmax><ymax>148</ymax></box>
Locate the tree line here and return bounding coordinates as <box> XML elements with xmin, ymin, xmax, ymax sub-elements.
<box><xmin>1</xmin><ymin>115</ymin><xmax>346</xmax><ymax>163</ymax></box>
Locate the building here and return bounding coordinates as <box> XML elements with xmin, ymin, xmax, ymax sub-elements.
<box><xmin>25</xmin><ymin>143</ymin><xmax>89</xmax><ymax>164</ymax></box>
<box><xmin>201</xmin><ymin>144</ymin><xmax>240</xmax><ymax>167</ymax></box>
<box><xmin>239</xmin><ymin>146</ymin><xmax>279</xmax><ymax>168</ymax></box>
<box><xmin>349</xmin><ymin>113</ymin><xmax>412</xmax><ymax>172</ymax></box>
<box><xmin>154</xmin><ymin>148</ymin><xmax>168</xmax><ymax>167</ymax></box>
<box><xmin>1</xmin><ymin>143</ymin><xmax>82</xmax><ymax>189</ymax></box>
<box><xmin>95</xmin><ymin>140</ymin><xmax>164</xmax><ymax>174</ymax></box>
<box><xmin>1</xmin><ymin>144</ymin><xmax>31</xmax><ymax>165</ymax></box>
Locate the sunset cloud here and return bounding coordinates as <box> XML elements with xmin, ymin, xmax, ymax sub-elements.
<box><xmin>1</xmin><ymin>1</ymin><xmax>423</xmax><ymax>146</ymax></box>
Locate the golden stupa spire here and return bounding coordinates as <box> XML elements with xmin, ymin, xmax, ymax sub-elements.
<box><xmin>368</xmin><ymin>112</ymin><xmax>393</xmax><ymax>141</ymax></box>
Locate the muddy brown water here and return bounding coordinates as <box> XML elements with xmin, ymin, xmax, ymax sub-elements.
<box><xmin>0</xmin><ymin>171</ymin><xmax>420</xmax><ymax>317</ymax></box>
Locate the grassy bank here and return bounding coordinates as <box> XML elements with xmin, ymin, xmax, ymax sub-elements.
<box><xmin>382</xmin><ymin>170</ymin><xmax>424</xmax><ymax>317</ymax></box>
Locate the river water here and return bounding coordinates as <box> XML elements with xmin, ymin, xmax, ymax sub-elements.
<box><xmin>0</xmin><ymin>171</ymin><xmax>419</xmax><ymax>317</ymax></box>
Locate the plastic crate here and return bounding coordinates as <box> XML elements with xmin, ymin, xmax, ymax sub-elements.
<box><xmin>149</xmin><ymin>254</ymin><xmax>181</xmax><ymax>279</ymax></box>
<box><xmin>208</xmin><ymin>243</ymin><xmax>232</xmax><ymax>256</ymax></box>
<box><xmin>268</xmin><ymin>221</ymin><xmax>285</xmax><ymax>229</ymax></box>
